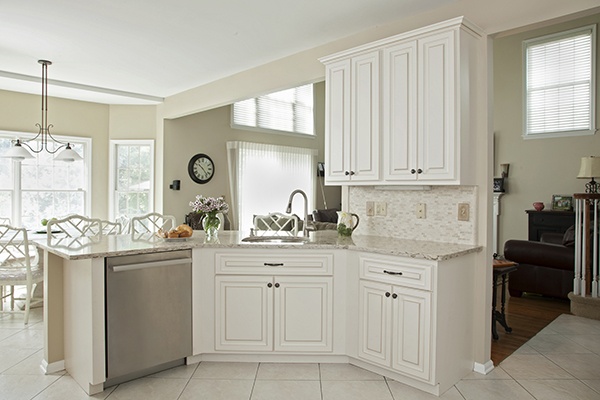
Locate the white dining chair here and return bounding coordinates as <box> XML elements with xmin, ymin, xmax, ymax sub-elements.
<box><xmin>0</xmin><ymin>217</ymin><xmax>11</xmax><ymax>226</ymax></box>
<box><xmin>100</xmin><ymin>219</ymin><xmax>124</xmax><ymax>235</ymax></box>
<box><xmin>46</xmin><ymin>214</ymin><xmax>102</xmax><ymax>249</ymax></box>
<box><xmin>131</xmin><ymin>212</ymin><xmax>176</xmax><ymax>235</ymax></box>
<box><xmin>0</xmin><ymin>224</ymin><xmax>43</xmax><ymax>325</ymax></box>
<box><xmin>253</xmin><ymin>212</ymin><xmax>299</xmax><ymax>236</ymax></box>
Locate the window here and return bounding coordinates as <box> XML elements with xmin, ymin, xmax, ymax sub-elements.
<box><xmin>109</xmin><ymin>140</ymin><xmax>154</xmax><ymax>220</ymax></box>
<box><xmin>232</xmin><ymin>83</ymin><xmax>315</xmax><ymax>135</ymax></box>
<box><xmin>227</xmin><ymin>141</ymin><xmax>317</xmax><ymax>231</ymax></box>
<box><xmin>524</xmin><ymin>25</ymin><xmax>596</xmax><ymax>138</ymax></box>
<box><xmin>0</xmin><ymin>131</ymin><xmax>91</xmax><ymax>228</ymax></box>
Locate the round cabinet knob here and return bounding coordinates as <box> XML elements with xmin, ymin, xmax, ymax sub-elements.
<box><xmin>392</xmin><ymin>293</ymin><xmax>398</xmax><ymax>299</ymax></box>
<box><xmin>350</xmin><ymin>171</ymin><xmax>355</xmax><ymax>175</ymax></box>
<box><xmin>385</xmin><ymin>292</ymin><xmax>391</xmax><ymax>297</ymax></box>
<box><xmin>345</xmin><ymin>171</ymin><xmax>350</xmax><ymax>176</ymax></box>
<box><xmin>417</xmin><ymin>168</ymin><xmax>423</xmax><ymax>174</ymax></box>
<box><xmin>410</xmin><ymin>169</ymin><xmax>416</xmax><ymax>174</ymax></box>
<box><xmin>274</xmin><ymin>283</ymin><xmax>280</xmax><ymax>288</ymax></box>
<box><xmin>267</xmin><ymin>283</ymin><xmax>273</xmax><ymax>288</ymax></box>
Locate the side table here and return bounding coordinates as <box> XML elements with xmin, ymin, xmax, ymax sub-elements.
<box><xmin>492</xmin><ymin>259</ymin><xmax>518</xmax><ymax>340</ymax></box>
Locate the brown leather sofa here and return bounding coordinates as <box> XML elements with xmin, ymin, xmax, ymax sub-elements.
<box><xmin>503</xmin><ymin>228</ymin><xmax>574</xmax><ymax>299</ymax></box>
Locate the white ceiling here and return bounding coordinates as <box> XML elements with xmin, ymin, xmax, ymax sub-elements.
<box><xmin>1</xmin><ymin>0</ymin><xmax>453</xmax><ymax>105</ymax></box>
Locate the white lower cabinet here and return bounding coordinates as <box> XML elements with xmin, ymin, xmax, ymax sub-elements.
<box><xmin>359</xmin><ymin>280</ymin><xmax>432</xmax><ymax>381</ymax></box>
<box><xmin>214</xmin><ymin>252</ymin><xmax>334</xmax><ymax>353</ymax></box>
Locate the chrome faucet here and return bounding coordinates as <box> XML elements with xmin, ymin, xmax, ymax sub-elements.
<box><xmin>286</xmin><ymin>189</ymin><xmax>309</xmax><ymax>237</ymax></box>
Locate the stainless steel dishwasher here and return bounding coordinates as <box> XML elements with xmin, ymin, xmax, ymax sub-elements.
<box><xmin>105</xmin><ymin>249</ymin><xmax>192</xmax><ymax>387</ymax></box>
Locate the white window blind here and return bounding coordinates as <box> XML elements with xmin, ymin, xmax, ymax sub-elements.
<box><xmin>232</xmin><ymin>84</ymin><xmax>315</xmax><ymax>135</ymax></box>
<box><xmin>524</xmin><ymin>25</ymin><xmax>596</xmax><ymax>137</ymax></box>
<box><xmin>226</xmin><ymin>141</ymin><xmax>316</xmax><ymax>231</ymax></box>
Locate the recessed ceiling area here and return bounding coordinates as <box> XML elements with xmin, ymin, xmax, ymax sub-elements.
<box><xmin>1</xmin><ymin>0</ymin><xmax>453</xmax><ymax>105</ymax></box>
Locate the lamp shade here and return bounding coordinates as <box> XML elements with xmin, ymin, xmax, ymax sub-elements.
<box><xmin>577</xmin><ymin>156</ymin><xmax>600</xmax><ymax>179</ymax></box>
<box><xmin>54</xmin><ymin>145</ymin><xmax>83</xmax><ymax>162</ymax></box>
<box><xmin>1</xmin><ymin>141</ymin><xmax>35</xmax><ymax>160</ymax></box>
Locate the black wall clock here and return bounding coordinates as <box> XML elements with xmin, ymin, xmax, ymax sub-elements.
<box><xmin>188</xmin><ymin>153</ymin><xmax>214</xmax><ymax>184</ymax></box>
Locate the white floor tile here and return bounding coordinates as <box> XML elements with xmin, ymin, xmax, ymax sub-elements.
<box><xmin>0</xmin><ymin>329</ymin><xmax>44</xmax><ymax>349</ymax></box>
<box><xmin>107</xmin><ymin>377</ymin><xmax>188</xmax><ymax>400</ymax></box>
<box><xmin>147</xmin><ymin>362</ymin><xmax>199</xmax><ymax>379</ymax></box>
<box><xmin>252</xmin><ymin>380</ymin><xmax>321</xmax><ymax>400</ymax></box>
<box><xmin>569</xmin><ymin>334</ymin><xmax>600</xmax><ymax>354</ymax></box>
<box><xmin>320</xmin><ymin>363</ymin><xmax>384</xmax><ymax>381</ymax></box>
<box><xmin>2</xmin><ymin>349</ymin><xmax>50</xmax><ymax>375</ymax></box>
<box><xmin>32</xmin><ymin>374</ymin><xmax>115</xmax><ymax>399</ymax></box>
<box><xmin>499</xmin><ymin>354</ymin><xmax>574</xmax><ymax>380</ymax></box>
<box><xmin>321</xmin><ymin>380</ymin><xmax>393</xmax><ymax>400</ymax></box>
<box><xmin>388</xmin><ymin>379</ymin><xmax>465</xmax><ymax>399</ymax></box>
<box><xmin>455</xmin><ymin>379</ymin><xmax>535</xmax><ymax>400</ymax></box>
<box><xmin>460</xmin><ymin>366</ymin><xmax>512</xmax><ymax>380</ymax></box>
<box><xmin>545</xmin><ymin>353</ymin><xmax>600</xmax><ymax>380</ymax></box>
<box><xmin>0</xmin><ymin>347</ymin><xmax>40</xmax><ymax>374</ymax></box>
<box><xmin>192</xmin><ymin>361</ymin><xmax>258</xmax><ymax>380</ymax></box>
<box><xmin>179</xmin><ymin>379</ymin><xmax>254</xmax><ymax>400</ymax></box>
<box><xmin>518</xmin><ymin>379</ymin><xmax>600</xmax><ymax>400</ymax></box>
<box><xmin>526</xmin><ymin>332</ymin><xmax>592</xmax><ymax>354</ymax></box>
<box><xmin>0</xmin><ymin>374</ymin><xmax>61</xmax><ymax>400</ymax></box>
<box><xmin>256</xmin><ymin>363</ymin><xmax>319</xmax><ymax>380</ymax></box>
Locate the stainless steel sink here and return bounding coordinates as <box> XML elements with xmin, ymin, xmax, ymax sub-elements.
<box><xmin>241</xmin><ymin>235</ymin><xmax>309</xmax><ymax>244</ymax></box>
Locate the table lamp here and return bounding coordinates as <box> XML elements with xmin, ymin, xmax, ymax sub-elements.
<box><xmin>577</xmin><ymin>156</ymin><xmax>600</xmax><ymax>193</ymax></box>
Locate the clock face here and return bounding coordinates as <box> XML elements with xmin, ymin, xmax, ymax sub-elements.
<box><xmin>188</xmin><ymin>153</ymin><xmax>214</xmax><ymax>184</ymax></box>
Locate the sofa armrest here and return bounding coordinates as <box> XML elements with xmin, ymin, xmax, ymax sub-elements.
<box><xmin>504</xmin><ymin>239</ymin><xmax>574</xmax><ymax>271</ymax></box>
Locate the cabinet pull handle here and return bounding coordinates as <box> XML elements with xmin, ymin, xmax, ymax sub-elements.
<box><xmin>267</xmin><ymin>282</ymin><xmax>273</xmax><ymax>288</ymax></box>
<box><xmin>274</xmin><ymin>283</ymin><xmax>280</xmax><ymax>288</ymax></box>
<box><xmin>264</xmin><ymin>263</ymin><xmax>284</xmax><ymax>267</ymax></box>
<box><xmin>392</xmin><ymin>293</ymin><xmax>398</xmax><ymax>299</ymax></box>
<box><xmin>383</xmin><ymin>270</ymin><xmax>403</xmax><ymax>276</ymax></box>
<box><xmin>385</xmin><ymin>292</ymin><xmax>391</xmax><ymax>297</ymax></box>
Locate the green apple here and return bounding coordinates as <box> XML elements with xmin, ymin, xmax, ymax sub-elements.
<box><xmin>41</xmin><ymin>218</ymin><xmax>48</xmax><ymax>226</ymax></box>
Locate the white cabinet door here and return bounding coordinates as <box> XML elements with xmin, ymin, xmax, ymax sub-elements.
<box><xmin>391</xmin><ymin>286</ymin><xmax>432</xmax><ymax>381</ymax></box>
<box><xmin>382</xmin><ymin>40</ymin><xmax>418</xmax><ymax>181</ymax></box>
<box><xmin>215</xmin><ymin>275</ymin><xmax>273</xmax><ymax>351</ymax></box>
<box><xmin>325</xmin><ymin>59</ymin><xmax>352</xmax><ymax>182</ymax></box>
<box><xmin>274</xmin><ymin>276</ymin><xmax>333</xmax><ymax>352</ymax></box>
<box><xmin>351</xmin><ymin>51</ymin><xmax>380</xmax><ymax>182</ymax></box>
<box><xmin>417</xmin><ymin>30</ymin><xmax>456</xmax><ymax>181</ymax></box>
<box><xmin>358</xmin><ymin>280</ymin><xmax>391</xmax><ymax>366</ymax></box>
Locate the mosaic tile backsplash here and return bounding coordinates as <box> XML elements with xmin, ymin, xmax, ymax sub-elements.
<box><xmin>348</xmin><ymin>186</ymin><xmax>477</xmax><ymax>244</ymax></box>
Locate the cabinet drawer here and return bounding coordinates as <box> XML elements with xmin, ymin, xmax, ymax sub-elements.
<box><xmin>216</xmin><ymin>252</ymin><xmax>333</xmax><ymax>275</ymax></box>
<box><xmin>359</xmin><ymin>254</ymin><xmax>432</xmax><ymax>291</ymax></box>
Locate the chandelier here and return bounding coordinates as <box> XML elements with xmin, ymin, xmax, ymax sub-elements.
<box><xmin>2</xmin><ymin>60</ymin><xmax>82</xmax><ymax>162</ymax></box>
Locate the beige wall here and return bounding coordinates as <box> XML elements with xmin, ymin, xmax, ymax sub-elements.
<box><xmin>162</xmin><ymin>82</ymin><xmax>341</xmax><ymax>225</ymax></box>
<box><xmin>494</xmin><ymin>13</ymin><xmax>600</xmax><ymax>249</ymax></box>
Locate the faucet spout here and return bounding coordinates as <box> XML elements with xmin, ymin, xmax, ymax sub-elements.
<box><xmin>286</xmin><ymin>189</ymin><xmax>309</xmax><ymax>237</ymax></box>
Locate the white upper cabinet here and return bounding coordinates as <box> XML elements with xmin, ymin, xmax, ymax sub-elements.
<box><xmin>325</xmin><ymin>52</ymin><xmax>380</xmax><ymax>182</ymax></box>
<box><xmin>321</xmin><ymin>17</ymin><xmax>482</xmax><ymax>186</ymax></box>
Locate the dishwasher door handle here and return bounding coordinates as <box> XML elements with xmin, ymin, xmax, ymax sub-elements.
<box><xmin>111</xmin><ymin>258</ymin><xmax>193</xmax><ymax>272</ymax></box>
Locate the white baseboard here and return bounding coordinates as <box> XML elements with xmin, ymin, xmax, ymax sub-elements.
<box><xmin>40</xmin><ymin>358</ymin><xmax>65</xmax><ymax>375</ymax></box>
<box><xmin>473</xmin><ymin>360</ymin><xmax>495</xmax><ymax>375</ymax></box>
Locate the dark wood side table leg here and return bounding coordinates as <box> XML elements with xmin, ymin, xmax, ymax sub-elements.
<box><xmin>492</xmin><ymin>274</ymin><xmax>499</xmax><ymax>340</ymax></box>
<box><xmin>499</xmin><ymin>273</ymin><xmax>512</xmax><ymax>333</ymax></box>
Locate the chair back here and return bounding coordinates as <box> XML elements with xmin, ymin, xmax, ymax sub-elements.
<box><xmin>47</xmin><ymin>214</ymin><xmax>102</xmax><ymax>238</ymax></box>
<box><xmin>0</xmin><ymin>217</ymin><xmax>11</xmax><ymax>226</ymax></box>
<box><xmin>115</xmin><ymin>215</ymin><xmax>131</xmax><ymax>234</ymax></box>
<box><xmin>0</xmin><ymin>224</ymin><xmax>38</xmax><ymax>278</ymax></box>
<box><xmin>131</xmin><ymin>212</ymin><xmax>176</xmax><ymax>234</ymax></box>
<box><xmin>253</xmin><ymin>212</ymin><xmax>299</xmax><ymax>236</ymax></box>
<box><xmin>100</xmin><ymin>220</ymin><xmax>123</xmax><ymax>235</ymax></box>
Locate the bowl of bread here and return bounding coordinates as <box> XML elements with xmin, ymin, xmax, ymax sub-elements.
<box><xmin>157</xmin><ymin>224</ymin><xmax>194</xmax><ymax>241</ymax></box>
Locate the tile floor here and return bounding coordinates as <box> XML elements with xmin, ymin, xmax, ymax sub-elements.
<box><xmin>1</xmin><ymin>308</ymin><xmax>600</xmax><ymax>399</ymax></box>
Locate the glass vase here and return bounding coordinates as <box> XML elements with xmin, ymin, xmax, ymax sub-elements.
<box><xmin>202</xmin><ymin>212</ymin><xmax>221</xmax><ymax>239</ymax></box>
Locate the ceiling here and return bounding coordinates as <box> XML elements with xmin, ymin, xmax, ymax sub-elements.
<box><xmin>1</xmin><ymin>0</ymin><xmax>453</xmax><ymax>105</ymax></box>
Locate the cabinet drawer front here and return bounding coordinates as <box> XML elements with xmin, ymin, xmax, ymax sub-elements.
<box><xmin>359</xmin><ymin>255</ymin><xmax>432</xmax><ymax>290</ymax></box>
<box><xmin>216</xmin><ymin>252</ymin><xmax>332</xmax><ymax>275</ymax></box>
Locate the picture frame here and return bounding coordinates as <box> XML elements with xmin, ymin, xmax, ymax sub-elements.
<box><xmin>552</xmin><ymin>195</ymin><xmax>573</xmax><ymax>211</ymax></box>
<box><xmin>493</xmin><ymin>178</ymin><xmax>505</xmax><ymax>193</ymax></box>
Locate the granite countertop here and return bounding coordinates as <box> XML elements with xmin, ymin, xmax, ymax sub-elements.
<box><xmin>32</xmin><ymin>230</ymin><xmax>482</xmax><ymax>261</ymax></box>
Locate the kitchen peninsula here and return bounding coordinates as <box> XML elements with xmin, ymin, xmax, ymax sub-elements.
<box><xmin>34</xmin><ymin>231</ymin><xmax>481</xmax><ymax>396</ymax></box>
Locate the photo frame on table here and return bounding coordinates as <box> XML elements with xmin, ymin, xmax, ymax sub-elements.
<box><xmin>552</xmin><ymin>195</ymin><xmax>573</xmax><ymax>211</ymax></box>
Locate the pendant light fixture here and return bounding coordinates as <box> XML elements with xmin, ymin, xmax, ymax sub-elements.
<box><xmin>2</xmin><ymin>60</ymin><xmax>82</xmax><ymax>162</ymax></box>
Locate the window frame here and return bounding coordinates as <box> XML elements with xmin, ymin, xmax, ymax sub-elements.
<box><xmin>231</xmin><ymin>83</ymin><xmax>317</xmax><ymax>137</ymax></box>
<box><xmin>522</xmin><ymin>24</ymin><xmax>597</xmax><ymax>139</ymax></box>
<box><xmin>0</xmin><ymin>130</ymin><xmax>92</xmax><ymax>227</ymax></box>
<box><xmin>108</xmin><ymin>139</ymin><xmax>155</xmax><ymax>220</ymax></box>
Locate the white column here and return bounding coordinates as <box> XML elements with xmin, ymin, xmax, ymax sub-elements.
<box><xmin>492</xmin><ymin>193</ymin><xmax>504</xmax><ymax>255</ymax></box>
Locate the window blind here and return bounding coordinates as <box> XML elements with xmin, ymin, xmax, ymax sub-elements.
<box><xmin>524</xmin><ymin>26</ymin><xmax>595</xmax><ymax>136</ymax></box>
<box><xmin>232</xmin><ymin>84</ymin><xmax>315</xmax><ymax>135</ymax></box>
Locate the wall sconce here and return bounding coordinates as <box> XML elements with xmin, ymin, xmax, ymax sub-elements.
<box><xmin>169</xmin><ymin>180</ymin><xmax>180</xmax><ymax>190</ymax></box>
<box><xmin>500</xmin><ymin>163</ymin><xmax>509</xmax><ymax>178</ymax></box>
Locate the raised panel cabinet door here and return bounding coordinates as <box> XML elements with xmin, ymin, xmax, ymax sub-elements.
<box><xmin>273</xmin><ymin>276</ymin><xmax>333</xmax><ymax>352</ymax></box>
<box><xmin>215</xmin><ymin>275</ymin><xmax>273</xmax><ymax>351</ymax></box>
<box><xmin>351</xmin><ymin>51</ymin><xmax>380</xmax><ymax>182</ymax></box>
<box><xmin>417</xmin><ymin>29</ymin><xmax>456</xmax><ymax>181</ymax></box>
<box><xmin>382</xmin><ymin>40</ymin><xmax>418</xmax><ymax>181</ymax></box>
<box><xmin>325</xmin><ymin>59</ymin><xmax>352</xmax><ymax>182</ymax></box>
<box><xmin>358</xmin><ymin>280</ymin><xmax>392</xmax><ymax>366</ymax></box>
<box><xmin>391</xmin><ymin>286</ymin><xmax>432</xmax><ymax>382</ymax></box>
